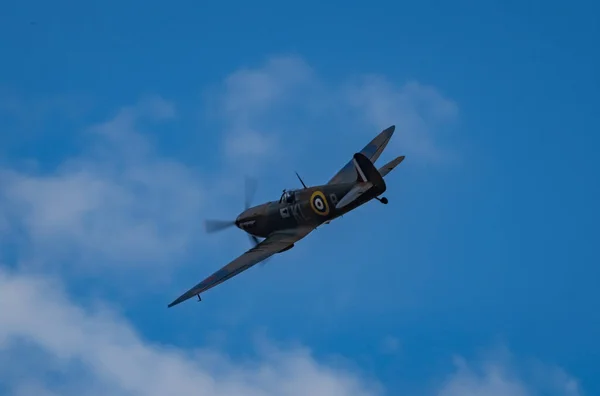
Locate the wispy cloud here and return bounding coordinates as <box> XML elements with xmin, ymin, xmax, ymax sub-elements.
<box><xmin>0</xmin><ymin>96</ymin><xmax>206</xmax><ymax>273</ymax></box>
<box><xmin>0</xmin><ymin>267</ymin><xmax>383</xmax><ymax>396</ymax></box>
<box><xmin>0</xmin><ymin>267</ymin><xmax>582</xmax><ymax>396</ymax></box>
<box><xmin>208</xmin><ymin>55</ymin><xmax>459</xmax><ymax>167</ymax></box>
<box><xmin>435</xmin><ymin>348</ymin><xmax>582</xmax><ymax>396</ymax></box>
<box><xmin>0</xmin><ymin>54</ymin><xmax>583</xmax><ymax>396</ymax></box>
<box><xmin>207</xmin><ymin>55</ymin><xmax>315</xmax><ymax>167</ymax></box>
<box><xmin>343</xmin><ymin>77</ymin><xmax>459</xmax><ymax>162</ymax></box>
<box><xmin>0</xmin><ymin>55</ymin><xmax>459</xmax><ymax>277</ymax></box>
<box><xmin>438</xmin><ymin>355</ymin><xmax>530</xmax><ymax>396</ymax></box>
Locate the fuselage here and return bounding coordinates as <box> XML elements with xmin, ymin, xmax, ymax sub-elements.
<box><xmin>234</xmin><ymin>182</ymin><xmax>382</xmax><ymax>238</ymax></box>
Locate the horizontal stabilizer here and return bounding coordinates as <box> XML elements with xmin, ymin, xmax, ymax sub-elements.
<box><xmin>378</xmin><ymin>155</ymin><xmax>405</xmax><ymax>177</ymax></box>
<box><xmin>335</xmin><ymin>182</ymin><xmax>373</xmax><ymax>209</ymax></box>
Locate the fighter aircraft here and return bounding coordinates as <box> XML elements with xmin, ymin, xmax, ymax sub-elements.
<box><xmin>168</xmin><ymin>125</ymin><xmax>405</xmax><ymax>307</ymax></box>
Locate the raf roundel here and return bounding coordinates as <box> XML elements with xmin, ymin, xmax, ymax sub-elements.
<box><xmin>310</xmin><ymin>190</ymin><xmax>330</xmax><ymax>216</ymax></box>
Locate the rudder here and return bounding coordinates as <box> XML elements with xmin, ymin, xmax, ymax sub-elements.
<box><xmin>353</xmin><ymin>153</ymin><xmax>386</xmax><ymax>193</ymax></box>
<box><xmin>334</xmin><ymin>153</ymin><xmax>387</xmax><ymax>210</ymax></box>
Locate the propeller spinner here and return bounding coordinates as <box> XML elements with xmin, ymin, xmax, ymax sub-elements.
<box><xmin>204</xmin><ymin>176</ymin><xmax>261</xmax><ymax>248</ymax></box>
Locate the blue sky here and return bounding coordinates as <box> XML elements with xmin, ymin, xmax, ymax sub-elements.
<box><xmin>0</xmin><ymin>0</ymin><xmax>598</xmax><ymax>395</ymax></box>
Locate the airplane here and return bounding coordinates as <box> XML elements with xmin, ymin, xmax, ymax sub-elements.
<box><xmin>168</xmin><ymin>125</ymin><xmax>405</xmax><ymax>308</ymax></box>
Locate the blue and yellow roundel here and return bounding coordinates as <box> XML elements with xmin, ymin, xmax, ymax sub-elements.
<box><xmin>310</xmin><ymin>191</ymin><xmax>329</xmax><ymax>216</ymax></box>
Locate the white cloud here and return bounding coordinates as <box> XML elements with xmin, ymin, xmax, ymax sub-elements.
<box><xmin>208</xmin><ymin>55</ymin><xmax>459</xmax><ymax>167</ymax></box>
<box><xmin>0</xmin><ymin>56</ymin><xmax>460</xmax><ymax>276</ymax></box>
<box><xmin>344</xmin><ymin>78</ymin><xmax>459</xmax><ymax>162</ymax></box>
<box><xmin>0</xmin><ymin>266</ymin><xmax>584</xmax><ymax>396</ymax></box>
<box><xmin>437</xmin><ymin>356</ymin><xmax>530</xmax><ymax>396</ymax></box>
<box><xmin>0</xmin><ymin>96</ymin><xmax>207</xmax><ymax>271</ymax></box>
<box><xmin>208</xmin><ymin>55</ymin><xmax>315</xmax><ymax>167</ymax></box>
<box><xmin>0</xmin><ymin>56</ymin><xmax>584</xmax><ymax>396</ymax></box>
<box><xmin>219</xmin><ymin>56</ymin><xmax>314</xmax><ymax>120</ymax></box>
<box><xmin>435</xmin><ymin>352</ymin><xmax>582</xmax><ymax>396</ymax></box>
<box><xmin>224</xmin><ymin>127</ymin><xmax>279</xmax><ymax>159</ymax></box>
<box><xmin>0</xmin><ymin>267</ymin><xmax>383</xmax><ymax>396</ymax></box>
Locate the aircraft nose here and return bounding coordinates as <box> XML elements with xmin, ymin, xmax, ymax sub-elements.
<box><xmin>235</xmin><ymin>205</ymin><xmax>264</xmax><ymax>230</ymax></box>
<box><xmin>234</xmin><ymin>214</ymin><xmax>243</xmax><ymax>228</ymax></box>
<box><xmin>235</xmin><ymin>211</ymin><xmax>252</xmax><ymax>229</ymax></box>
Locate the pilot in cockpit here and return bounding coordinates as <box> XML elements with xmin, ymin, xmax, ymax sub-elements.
<box><xmin>279</xmin><ymin>190</ymin><xmax>296</xmax><ymax>204</ymax></box>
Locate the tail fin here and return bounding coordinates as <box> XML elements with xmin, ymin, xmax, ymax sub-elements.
<box><xmin>353</xmin><ymin>153</ymin><xmax>386</xmax><ymax>189</ymax></box>
<box><xmin>335</xmin><ymin>153</ymin><xmax>386</xmax><ymax>209</ymax></box>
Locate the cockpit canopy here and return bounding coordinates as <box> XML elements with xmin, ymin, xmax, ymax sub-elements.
<box><xmin>279</xmin><ymin>189</ymin><xmax>297</xmax><ymax>204</ymax></box>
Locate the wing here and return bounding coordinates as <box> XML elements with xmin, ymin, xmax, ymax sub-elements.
<box><xmin>167</xmin><ymin>227</ymin><xmax>314</xmax><ymax>307</ymax></box>
<box><xmin>327</xmin><ymin>125</ymin><xmax>395</xmax><ymax>185</ymax></box>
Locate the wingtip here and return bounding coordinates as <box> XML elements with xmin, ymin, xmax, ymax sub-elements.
<box><xmin>167</xmin><ymin>295</ymin><xmax>186</xmax><ymax>308</ymax></box>
<box><xmin>168</xmin><ymin>290</ymin><xmax>203</xmax><ymax>308</ymax></box>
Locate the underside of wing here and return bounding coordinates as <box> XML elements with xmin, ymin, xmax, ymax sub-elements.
<box><xmin>167</xmin><ymin>227</ymin><xmax>314</xmax><ymax>307</ymax></box>
<box><xmin>327</xmin><ymin>125</ymin><xmax>395</xmax><ymax>185</ymax></box>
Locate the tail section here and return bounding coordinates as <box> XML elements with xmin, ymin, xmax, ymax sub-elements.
<box><xmin>335</xmin><ymin>153</ymin><xmax>386</xmax><ymax>209</ymax></box>
<box><xmin>378</xmin><ymin>155</ymin><xmax>405</xmax><ymax>178</ymax></box>
<box><xmin>352</xmin><ymin>152</ymin><xmax>386</xmax><ymax>189</ymax></box>
<box><xmin>327</xmin><ymin>125</ymin><xmax>395</xmax><ymax>185</ymax></box>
